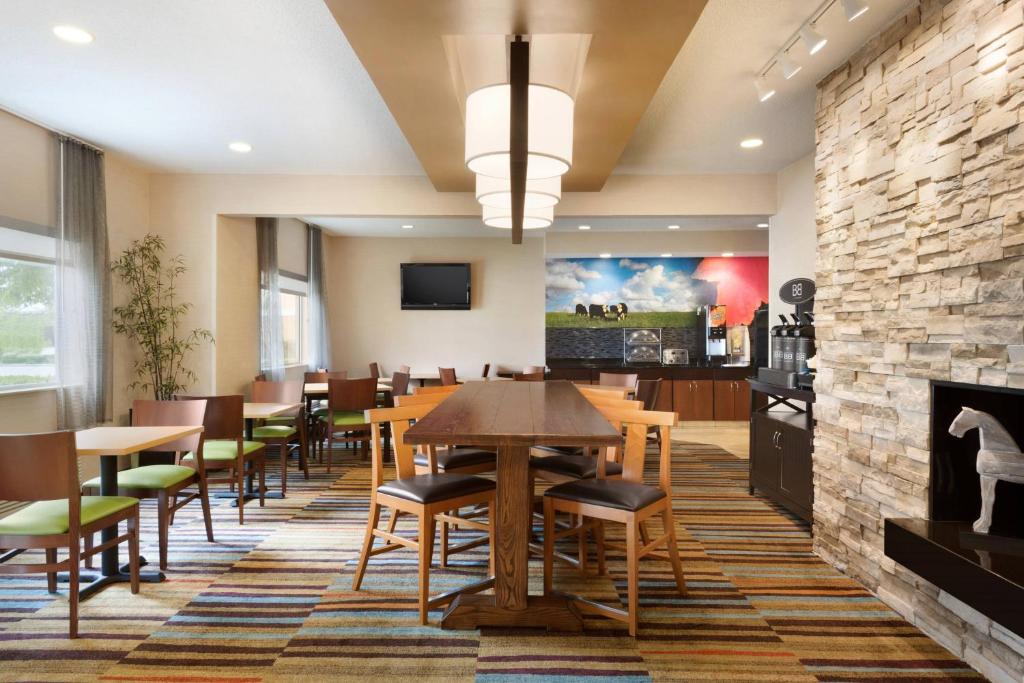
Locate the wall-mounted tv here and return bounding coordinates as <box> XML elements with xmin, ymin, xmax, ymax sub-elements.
<box><xmin>400</xmin><ymin>263</ymin><xmax>471</xmax><ymax>310</ymax></box>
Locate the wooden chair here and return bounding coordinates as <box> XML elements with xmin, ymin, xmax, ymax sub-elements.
<box><xmin>513</xmin><ymin>372</ymin><xmax>545</xmax><ymax>381</ymax></box>
<box><xmin>83</xmin><ymin>399</ymin><xmax>213</xmax><ymax>571</ymax></box>
<box><xmin>579</xmin><ymin>385</ymin><xmax>633</xmax><ymax>401</ymax></box>
<box><xmin>543</xmin><ymin>405</ymin><xmax>686</xmax><ymax>636</ymax></box>
<box><xmin>481</xmin><ymin>363</ymin><xmax>490</xmax><ymax>378</ymax></box>
<box><xmin>438</xmin><ymin>367</ymin><xmax>457</xmax><ymax>385</ymax></box>
<box><xmin>636</xmin><ymin>379</ymin><xmax>664</xmax><ymax>446</ymax></box>
<box><xmin>0</xmin><ymin>431</ymin><xmax>140</xmax><ymax>638</ymax></box>
<box><xmin>369</xmin><ymin>362</ymin><xmax>380</xmax><ymax>379</ymax></box>
<box><xmin>305</xmin><ymin>371</ymin><xmax>348</xmax><ymax>459</ymax></box>
<box><xmin>413</xmin><ymin>384</ymin><xmax>459</xmax><ymax>396</ymax></box>
<box><xmin>389</xmin><ymin>371</ymin><xmax>411</xmax><ymax>402</ymax></box>
<box><xmin>322</xmin><ymin>377</ymin><xmax>378</xmax><ymax>471</ymax></box>
<box><xmin>523</xmin><ymin>365</ymin><xmax>546</xmax><ymax>376</ymax></box>
<box><xmin>351</xmin><ymin>403</ymin><xmax>496</xmax><ymax>624</ymax></box>
<box><xmin>177</xmin><ymin>394</ymin><xmax>266</xmax><ymax>525</ymax></box>
<box><xmin>598</xmin><ymin>372</ymin><xmax>638</xmax><ymax>388</ymax></box>
<box><xmin>251</xmin><ymin>380</ymin><xmax>308</xmax><ymax>494</ymax></box>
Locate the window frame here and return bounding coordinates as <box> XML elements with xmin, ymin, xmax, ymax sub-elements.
<box><xmin>279</xmin><ymin>270</ymin><xmax>309</xmax><ymax>367</ymax></box>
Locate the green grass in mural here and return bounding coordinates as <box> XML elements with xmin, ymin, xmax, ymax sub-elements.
<box><xmin>546</xmin><ymin>311</ymin><xmax>696</xmax><ymax>329</ymax></box>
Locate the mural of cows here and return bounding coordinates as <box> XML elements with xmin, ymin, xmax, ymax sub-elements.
<box><xmin>609</xmin><ymin>302</ymin><xmax>629</xmax><ymax>320</ymax></box>
<box><xmin>588</xmin><ymin>304</ymin><xmax>608</xmax><ymax>319</ymax></box>
<box><xmin>575</xmin><ymin>303</ymin><xmax>588</xmax><ymax>317</ymax></box>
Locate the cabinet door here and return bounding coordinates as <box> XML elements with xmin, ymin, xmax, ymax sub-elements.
<box><xmin>750</xmin><ymin>417</ymin><xmax>781</xmax><ymax>488</ymax></box>
<box><xmin>713</xmin><ymin>380</ymin><xmax>734</xmax><ymax>420</ymax></box>
<box><xmin>654</xmin><ymin>379</ymin><xmax>674</xmax><ymax>415</ymax></box>
<box><xmin>779</xmin><ymin>426</ymin><xmax>813</xmax><ymax>511</ymax></box>
<box><xmin>692</xmin><ymin>380</ymin><xmax>715</xmax><ymax>420</ymax></box>
<box><xmin>732</xmin><ymin>381</ymin><xmax>751</xmax><ymax>421</ymax></box>
<box><xmin>673</xmin><ymin>381</ymin><xmax>693</xmax><ymax>420</ymax></box>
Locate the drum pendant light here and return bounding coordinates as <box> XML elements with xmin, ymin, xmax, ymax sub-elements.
<box><xmin>482</xmin><ymin>204</ymin><xmax>553</xmax><ymax>230</ymax></box>
<box><xmin>476</xmin><ymin>174</ymin><xmax>561</xmax><ymax>210</ymax></box>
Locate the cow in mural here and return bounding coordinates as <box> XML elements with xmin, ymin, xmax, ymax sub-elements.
<box><xmin>608</xmin><ymin>302</ymin><xmax>629</xmax><ymax>320</ymax></box>
<box><xmin>574</xmin><ymin>303</ymin><xmax>588</xmax><ymax>317</ymax></box>
<box><xmin>588</xmin><ymin>304</ymin><xmax>608</xmax><ymax>319</ymax></box>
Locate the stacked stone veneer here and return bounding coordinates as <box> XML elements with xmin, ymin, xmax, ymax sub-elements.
<box><xmin>814</xmin><ymin>0</ymin><xmax>1024</xmax><ymax>680</ymax></box>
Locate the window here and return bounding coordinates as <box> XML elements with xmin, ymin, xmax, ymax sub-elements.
<box><xmin>279</xmin><ymin>273</ymin><xmax>308</xmax><ymax>366</ymax></box>
<box><xmin>0</xmin><ymin>225</ymin><xmax>57</xmax><ymax>390</ymax></box>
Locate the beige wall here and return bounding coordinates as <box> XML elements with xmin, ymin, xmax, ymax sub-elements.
<box><xmin>770</xmin><ymin>154</ymin><xmax>816</xmax><ymax>324</ymax></box>
<box><xmin>327</xmin><ymin>235</ymin><xmax>545</xmax><ymax>376</ymax></box>
<box><xmin>214</xmin><ymin>215</ymin><xmax>258</xmax><ymax>396</ymax></box>
<box><xmin>545</xmin><ymin>229</ymin><xmax>768</xmax><ymax>257</ymax></box>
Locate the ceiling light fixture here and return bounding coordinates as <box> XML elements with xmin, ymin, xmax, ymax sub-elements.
<box><xmin>599</xmin><ymin>253</ymin><xmax>611</xmax><ymax>258</ymax></box>
<box><xmin>778</xmin><ymin>52</ymin><xmax>802</xmax><ymax>80</ymax></box>
<box><xmin>667</xmin><ymin>224</ymin><xmax>680</xmax><ymax>230</ymax></box>
<box><xmin>401</xmin><ymin>224</ymin><xmax>414</xmax><ymax>230</ymax></box>
<box><xmin>840</xmin><ymin>0</ymin><xmax>870</xmax><ymax>21</ymax></box>
<box><xmin>228</xmin><ymin>141</ymin><xmax>252</xmax><ymax>153</ymax></box>
<box><xmin>740</xmin><ymin>138</ymin><xmax>764</xmax><ymax>149</ymax></box>
<box><xmin>476</xmin><ymin>174</ymin><xmax>560</xmax><ymax>210</ymax></box>
<box><xmin>53</xmin><ymin>24</ymin><xmax>93</xmax><ymax>44</ymax></box>
<box><xmin>482</xmin><ymin>204</ymin><xmax>553</xmax><ymax>230</ymax></box>
<box><xmin>578</xmin><ymin>225</ymin><xmax>591</xmax><ymax>230</ymax></box>
<box><xmin>800</xmin><ymin>24</ymin><xmax>828</xmax><ymax>55</ymax></box>
<box><xmin>755</xmin><ymin>76</ymin><xmax>776</xmax><ymax>102</ymax></box>
<box><xmin>757</xmin><ymin>222</ymin><xmax>769</xmax><ymax>228</ymax></box>
<box><xmin>722</xmin><ymin>252</ymin><xmax>735</xmax><ymax>257</ymax></box>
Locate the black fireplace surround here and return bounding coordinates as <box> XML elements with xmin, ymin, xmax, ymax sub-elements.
<box><xmin>885</xmin><ymin>380</ymin><xmax>1024</xmax><ymax>637</ymax></box>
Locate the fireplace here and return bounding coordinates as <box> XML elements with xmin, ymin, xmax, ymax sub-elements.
<box><xmin>885</xmin><ymin>381</ymin><xmax>1024</xmax><ymax>638</ymax></box>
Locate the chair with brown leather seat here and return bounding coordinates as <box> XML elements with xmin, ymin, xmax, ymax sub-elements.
<box><xmin>321</xmin><ymin>377</ymin><xmax>378</xmax><ymax>471</ymax></box>
<box><xmin>251</xmin><ymin>380</ymin><xmax>308</xmax><ymax>494</ymax></box>
<box><xmin>352</xmin><ymin>402</ymin><xmax>496</xmax><ymax>624</ymax></box>
<box><xmin>513</xmin><ymin>372</ymin><xmax>545</xmax><ymax>381</ymax></box>
<box><xmin>438</xmin><ymin>367</ymin><xmax>457</xmax><ymax>385</ymax></box>
<box><xmin>83</xmin><ymin>399</ymin><xmax>213</xmax><ymax>570</ymax></box>
<box><xmin>395</xmin><ymin>393</ymin><xmax>497</xmax><ymax>476</ymax></box>
<box><xmin>177</xmin><ymin>394</ymin><xmax>267</xmax><ymax>525</ymax></box>
<box><xmin>543</xmin><ymin>405</ymin><xmax>686</xmax><ymax>636</ymax></box>
<box><xmin>0</xmin><ymin>431</ymin><xmax>141</xmax><ymax>638</ymax></box>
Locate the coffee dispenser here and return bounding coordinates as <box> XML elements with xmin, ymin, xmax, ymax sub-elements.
<box><xmin>697</xmin><ymin>304</ymin><xmax>727</xmax><ymax>360</ymax></box>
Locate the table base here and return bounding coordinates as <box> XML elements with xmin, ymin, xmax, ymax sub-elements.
<box><xmin>440</xmin><ymin>593</ymin><xmax>583</xmax><ymax>631</ymax></box>
<box><xmin>58</xmin><ymin>557</ymin><xmax>165</xmax><ymax>601</ymax></box>
<box><xmin>212</xmin><ymin>491</ymin><xmax>285</xmax><ymax>505</ymax></box>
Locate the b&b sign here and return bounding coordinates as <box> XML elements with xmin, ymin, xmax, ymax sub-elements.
<box><xmin>779</xmin><ymin>278</ymin><xmax>816</xmax><ymax>305</ymax></box>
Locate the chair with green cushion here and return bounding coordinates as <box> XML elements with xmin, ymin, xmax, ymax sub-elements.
<box><xmin>322</xmin><ymin>377</ymin><xmax>378</xmax><ymax>472</ymax></box>
<box><xmin>251</xmin><ymin>379</ymin><xmax>308</xmax><ymax>494</ymax></box>
<box><xmin>82</xmin><ymin>399</ymin><xmax>212</xmax><ymax>571</ymax></box>
<box><xmin>0</xmin><ymin>431</ymin><xmax>140</xmax><ymax>638</ymax></box>
<box><xmin>304</xmin><ymin>370</ymin><xmax>347</xmax><ymax>461</ymax></box>
<box><xmin>177</xmin><ymin>394</ymin><xmax>266</xmax><ymax>525</ymax></box>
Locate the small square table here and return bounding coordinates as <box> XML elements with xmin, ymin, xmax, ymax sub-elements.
<box><xmin>239</xmin><ymin>402</ymin><xmax>301</xmax><ymax>501</ymax></box>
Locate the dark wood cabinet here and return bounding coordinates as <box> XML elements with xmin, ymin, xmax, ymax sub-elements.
<box><xmin>674</xmin><ymin>379</ymin><xmax>714</xmax><ymax>421</ymax></box>
<box><xmin>713</xmin><ymin>380</ymin><xmax>751</xmax><ymax>421</ymax></box>
<box><xmin>748</xmin><ymin>380</ymin><xmax>814</xmax><ymax>522</ymax></box>
<box><xmin>654</xmin><ymin>379</ymin><xmax>674</xmax><ymax>414</ymax></box>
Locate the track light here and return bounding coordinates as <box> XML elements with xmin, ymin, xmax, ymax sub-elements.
<box><xmin>777</xmin><ymin>52</ymin><xmax>802</xmax><ymax>80</ymax></box>
<box><xmin>800</xmin><ymin>24</ymin><xmax>827</xmax><ymax>55</ymax></box>
<box><xmin>840</xmin><ymin>0</ymin><xmax>870</xmax><ymax>21</ymax></box>
<box><xmin>755</xmin><ymin>76</ymin><xmax>776</xmax><ymax>102</ymax></box>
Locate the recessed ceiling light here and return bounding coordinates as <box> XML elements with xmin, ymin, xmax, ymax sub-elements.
<box><xmin>800</xmin><ymin>24</ymin><xmax>828</xmax><ymax>56</ymax></box>
<box><xmin>599</xmin><ymin>253</ymin><xmax>611</xmax><ymax>258</ymax></box>
<box><xmin>740</xmin><ymin>138</ymin><xmax>764</xmax><ymax>149</ymax></box>
<box><xmin>721</xmin><ymin>252</ymin><xmax>735</xmax><ymax>257</ymax></box>
<box><xmin>578</xmin><ymin>225</ymin><xmax>591</xmax><ymax>230</ymax></box>
<box><xmin>228</xmin><ymin>141</ymin><xmax>252</xmax><ymax>153</ymax></box>
<box><xmin>53</xmin><ymin>25</ymin><xmax>93</xmax><ymax>44</ymax></box>
<box><xmin>757</xmin><ymin>222</ymin><xmax>769</xmax><ymax>228</ymax></box>
<box><xmin>401</xmin><ymin>224</ymin><xmax>414</xmax><ymax>229</ymax></box>
<box><xmin>667</xmin><ymin>224</ymin><xmax>680</xmax><ymax>230</ymax></box>
<box><xmin>661</xmin><ymin>253</ymin><xmax>672</xmax><ymax>258</ymax></box>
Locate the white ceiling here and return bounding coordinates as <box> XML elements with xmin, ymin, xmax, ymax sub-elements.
<box><xmin>303</xmin><ymin>215</ymin><xmax>769</xmax><ymax>238</ymax></box>
<box><xmin>0</xmin><ymin>0</ymin><xmax>916</xmax><ymax>177</ymax></box>
<box><xmin>617</xmin><ymin>0</ymin><xmax>917</xmax><ymax>174</ymax></box>
<box><xmin>0</xmin><ymin>0</ymin><xmax>422</xmax><ymax>174</ymax></box>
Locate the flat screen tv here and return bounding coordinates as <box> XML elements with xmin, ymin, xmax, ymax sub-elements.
<box><xmin>400</xmin><ymin>263</ymin><xmax>471</xmax><ymax>310</ymax></box>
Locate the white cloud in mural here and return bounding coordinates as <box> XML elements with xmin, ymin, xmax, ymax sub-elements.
<box><xmin>545</xmin><ymin>260</ymin><xmax>602</xmax><ymax>300</ymax></box>
<box><xmin>618</xmin><ymin>265</ymin><xmax>697</xmax><ymax>311</ymax></box>
<box><xmin>618</xmin><ymin>258</ymin><xmax>649</xmax><ymax>271</ymax></box>
<box><xmin>573</xmin><ymin>289</ymin><xmax>618</xmax><ymax>306</ymax></box>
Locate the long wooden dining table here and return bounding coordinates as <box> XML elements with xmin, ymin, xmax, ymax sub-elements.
<box><xmin>404</xmin><ymin>380</ymin><xmax>621</xmax><ymax>630</ymax></box>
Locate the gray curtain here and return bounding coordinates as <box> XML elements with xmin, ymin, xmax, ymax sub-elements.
<box><xmin>257</xmin><ymin>217</ymin><xmax>285</xmax><ymax>380</ymax></box>
<box><xmin>56</xmin><ymin>136</ymin><xmax>111</xmax><ymax>430</ymax></box>
<box><xmin>307</xmin><ymin>224</ymin><xmax>332</xmax><ymax>371</ymax></box>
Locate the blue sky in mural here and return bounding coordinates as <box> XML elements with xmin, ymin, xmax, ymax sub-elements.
<box><xmin>545</xmin><ymin>257</ymin><xmax>713</xmax><ymax>313</ymax></box>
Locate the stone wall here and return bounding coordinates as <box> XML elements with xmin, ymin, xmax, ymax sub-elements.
<box><xmin>814</xmin><ymin>0</ymin><xmax>1024</xmax><ymax>680</ymax></box>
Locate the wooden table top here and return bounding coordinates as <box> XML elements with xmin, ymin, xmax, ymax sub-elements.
<box><xmin>457</xmin><ymin>377</ymin><xmax>513</xmax><ymax>383</ymax></box>
<box><xmin>75</xmin><ymin>425</ymin><xmax>204</xmax><ymax>456</ymax></box>
<box><xmin>404</xmin><ymin>380</ymin><xmax>621</xmax><ymax>448</ymax></box>
<box><xmin>304</xmin><ymin>382</ymin><xmax>391</xmax><ymax>395</ymax></box>
<box><xmin>243</xmin><ymin>402</ymin><xmax>301</xmax><ymax>419</ymax></box>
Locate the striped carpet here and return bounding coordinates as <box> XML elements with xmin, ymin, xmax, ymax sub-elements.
<box><xmin>0</xmin><ymin>441</ymin><xmax>982</xmax><ymax>682</ymax></box>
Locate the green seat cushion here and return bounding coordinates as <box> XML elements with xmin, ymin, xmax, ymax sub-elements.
<box><xmin>82</xmin><ymin>465</ymin><xmax>195</xmax><ymax>490</ymax></box>
<box><xmin>253</xmin><ymin>425</ymin><xmax>297</xmax><ymax>439</ymax></box>
<box><xmin>0</xmin><ymin>496</ymin><xmax>137</xmax><ymax>536</ymax></box>
<box><xmin>320</xmin><ymin>410</ymin><xmax>367</xmax><ymax>427</ymax></box>
<box><xmin>183</xmin><ymin>440</ymin><xmax>264</xmax><ymax>463</ymax></box>
<box><xmin>264</xmin><ymin>416</ymin><xmax>296</xmax><ymax>425</ymax></box>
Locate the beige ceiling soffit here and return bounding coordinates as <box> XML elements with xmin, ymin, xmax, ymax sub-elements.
<box><xmin>324</xmin><ymin>0</ymin><xmax>708</xmax><ymax>192</ymax></box>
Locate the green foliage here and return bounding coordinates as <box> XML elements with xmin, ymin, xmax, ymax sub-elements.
<box><xmin>545</xmin><ymin>311</ymin><xmax>697</xmax><ymax>329</ymax></box>
<box><xmin>0</xmin><ymin>258</ymin><xmax>53</xmax><ymax>311</ymax></box>
<box><xmin>111</xmin><ymin>234</ymin><xmax>214</xmax><ymax>400</ymax></box>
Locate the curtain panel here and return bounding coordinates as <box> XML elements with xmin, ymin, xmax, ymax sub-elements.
<box><xmin>256</xmin><ymin>217</ymin><xmax>285</xmax><ymax>381</ymax></box>
<box><xmin>56</xmin><ymin>136</ymin><xmax>111</xmax><ymax>430</ymax></box>
<box><xmin>307</xmin><ymin>224</ymin><xmax>332</xmax><ymax>371</ymax></box>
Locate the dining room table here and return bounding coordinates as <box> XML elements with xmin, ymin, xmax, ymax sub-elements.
<box><xmin>403</xmin><ymin>380</ymin><xmax>622</xmax><ymax>631</ymax></box>
<box><xmin>74</xmin><ymin>424</ymin><xmax>204</xmax><ymax>599</ymax></box>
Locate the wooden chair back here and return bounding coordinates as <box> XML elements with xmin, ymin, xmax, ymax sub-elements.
<box><xmin>513</xmin><ymin>372</ymin><xmax>545</xmax><ymax>381</ymax></box>
<box><xmin>132</xmin><ymin>399</ymin><xmax>207</xmax><ymax>458</ymax></box>
<box><xmin>178</xmin><ymin>394</ymin><xmax>243</xmax><ymax>441</ymax></box>
<box><xmin>584</xmin><ymin>394</ymin><xmax>643</xmax><ymax>410</ymax></box>
<box><xmin>0</xmin><ymin>431</ymin><xmax>78</xmax><ymax>503</ymax></box>
<box><xmin>413</xmin><ymin>384</ymin><xmax>459</xmax><ymax>396</ymax></box>
<box><xmin>395</xmin><ymin>392</ymin><xmax>449</xmax><ymax>407</ymax></box>
<box><xmin>636</xmin><ymin>379</ymin><xmax>662</xmax><ymax>411</ymax></box>
<box><xmin>599</xmin><ymin>372</ymin><xmax>638</xmax><ymax>388</ymax></box>
<box><xmin>594</xmin><ymin>406</ymin><xmax>675</xmax><ymax>490</ymax></box>
<box><xmin>305</xmin><ymin>370</ymin><xmax>347</xmax><ymax>383</ymax></box>
<box><xmin>390</xmin><ymin>371</ymin><xmax>410</xmax><ymax>400</ymax></box>
<box><xmin>369</xmin><ymin>362</ymin><xmax>380</xmax><ymax>379</ymax></box>
<box><xmin>481</xmin><ymin>363</ymin><xmax>491</xmax><ymax>378</ymax></box>
<box><xmin>579</xmin><ymin>385</ymin><xmax>633</xmax><ymax>400</ymax></box>
<box><xmin>438</xmin><ymin>367</ymin><xmax>457</xmax><ymax>385</ymax></box>
<box><xmin>252</xmin><ymin>379</ymin><xmax>304</xmax><ymax>405</ymax></box>
<box><xmin>523</xmin><ymin>365</ymin><xmax>546</xmax><ymax>375</ymax></box>
<box><xmin>364</xmin><ymin>403</ymin><xmax>435</xmax><ymax>487</ymax></box>
<box><xmin>328</xmin><ymin>377</ymin><xmax>378</xmax><ymax>413</ymax></box>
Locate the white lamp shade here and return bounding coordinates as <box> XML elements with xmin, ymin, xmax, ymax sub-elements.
<box><xmin>840</xmin><ymin>0</ymin><xmax>869</xmax><ymax>21</ymax></box>
<box><xmin>800</xmin><ymin>24</ymin><xmax>827</xmax><ymax>55</ymax></box>
<box><xmin>755</xmin><ymin>77</ymin><xmax>776</xmax><ymax>102</ymax></box>
<box><xmin>778</xmin><ymin>52</ymin><xmax>802</xmax><ymax>80</ymax></box>
<box><xmin>465</xmin><ymin>84</ymin><xmax>574</xmax><ymax>180</ymax></box>
<box><xmin>482</xmin><ymin>204</ymin><xmax>553</xmax><ymax>230</ymax></box>
<box><xmin>475</xmin><ymin>174</ymin><xmax>561</xmax><ymax>210</ymax></box>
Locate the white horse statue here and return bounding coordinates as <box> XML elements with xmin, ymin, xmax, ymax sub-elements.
<box><xmin>949</xmin><ymin>407</ymin><xmax>1024</xmax><ymax>534</ymax></box>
